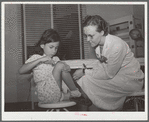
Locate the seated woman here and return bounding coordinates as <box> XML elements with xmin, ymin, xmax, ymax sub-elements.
<box><xmin>73</xmin><ymin>15</ymin><xmax>144</xmax><ymax>111</ymax></box>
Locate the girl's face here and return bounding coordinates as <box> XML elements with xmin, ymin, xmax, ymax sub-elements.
<box><xmin>40</xmin><ymin>42</ymin><xmax>60</xmax><ymax>57</ymax></box>
<box><xmin>83</xmin><ymin>25</ymin><xmax>104</xmax><ymax>47</ymax></box>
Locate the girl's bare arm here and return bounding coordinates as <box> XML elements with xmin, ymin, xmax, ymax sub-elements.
<box><xmin>19</xmin><ymin>59</ymin><xmax>41</xmax><ymax>74</ymax></box>
<box><xmin>19</xmin><ymin>56</ymin><xmax>50</xmax><ymax>74</ymax></box>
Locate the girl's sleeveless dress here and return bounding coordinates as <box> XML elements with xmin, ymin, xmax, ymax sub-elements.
<box><xmin>26</xmin><ymin>54</ymin><xmax>62</xmax><ymax>104</ymax></box>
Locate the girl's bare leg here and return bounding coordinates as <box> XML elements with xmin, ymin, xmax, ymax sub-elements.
<box><xmin>53</xmin><ymin>62</ymin><xmax>92</xmax><ymax>106</ymax></box>
<box><xmin>52</xmin><ymin>62</ymin><xmax>62</xmax><ymax>91</ymax></box>
<box><xmin>52</xmin><ymin>62</ymin><xmax>77</xmax><ymax>91</ymax></box>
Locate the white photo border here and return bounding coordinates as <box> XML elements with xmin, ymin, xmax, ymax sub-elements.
<box><xmin>2</xmin><ymin>1</ymin><xmax>148</xmax><ymax>121</ymax></box>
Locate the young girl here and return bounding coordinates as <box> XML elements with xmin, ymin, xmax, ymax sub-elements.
<box><xmin>19</xmin><ymin>29</ymin><xmax>83</xmax><ymax>104</ymax></box>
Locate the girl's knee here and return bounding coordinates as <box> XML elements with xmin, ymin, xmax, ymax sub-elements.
<box><xmin>55</xmin><ymin>61</ymin><xmax>65</xmax><ymax>69</ymax></box>
<box><xmin>55</xmin><ymin>61</ymin><xmax>71</xmax><ymax>72</ymax></box>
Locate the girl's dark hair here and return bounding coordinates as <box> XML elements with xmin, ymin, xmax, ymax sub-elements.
<box><xmin>82</xmin><ymin>15</ymin><xmax>109</xmax><ymax>36</ymax></box>
<box><xmin>35</xmin><ymin>29</ymin><xmax>61</xmax><ymax>55</ymax></box>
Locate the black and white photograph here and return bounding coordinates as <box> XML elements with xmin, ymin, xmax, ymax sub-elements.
<box><xmin>2</xmin><ymin>1</ymin><xmax>148</xmax><ymax>121</ymax></box>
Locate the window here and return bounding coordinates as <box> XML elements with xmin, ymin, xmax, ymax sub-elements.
<box><xmin>53</xmin><ymin>4</ymin><xmax>82</xmax><ymax>60</ymax></box>
<box><xmin>23</xmin><ymin>4</ymin><xmax>85</xmax><ymax>61</ymax></box>
<box><xmin>23</xmin><ymin>4</ymin><xmax>51</xmax><ymax>60</ymax></box>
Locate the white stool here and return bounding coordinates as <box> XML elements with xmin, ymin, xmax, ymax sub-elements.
<box><xmin>38</xmin><ymin>101</ymin><xmax>76</xmax><ymax>112</ymax></box>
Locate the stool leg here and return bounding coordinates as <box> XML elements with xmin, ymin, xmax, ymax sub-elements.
<box><xmin>31</xmin><ymin>101</ymin><xmax>34</xmax><ymax>110</ymax></box>
<box><xmin>56</xmin><ymin>109</ymin><xmax>60</xmax><ymax>112</ymax></box>
<box><xmin>134</xmin><ymin>98</ymin><xmax>139</xmax><ymax>111</ymax></box>
<box><xmin>63</xmin><ymin>108</ymin><xmax>69</xmax><ymax>111</ymax></box>
<box><xmin>48</xmin><ymin>109</ymin><xmax>54</xmax><ymax>112</ymax></box>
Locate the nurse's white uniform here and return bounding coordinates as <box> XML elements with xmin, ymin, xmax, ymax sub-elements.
<box><xmin>77</xmin><ymin>34</ymin><xmax>144</xmax><ymax>110</ymax></box>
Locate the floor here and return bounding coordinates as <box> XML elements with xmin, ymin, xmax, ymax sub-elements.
<box><xmin>5</xmin><ymin>96</ymin><xmax>144</xmax><ymax>112</ymax></box>
<box><xmin>5</xmin><ymin>66</ymin><xmax>144</xmax><ymax>112</ymax></box>
<box><xmin>5</xmin><ymin>102</ymin><xmax>79</xmax><ymax>111</ymax></box>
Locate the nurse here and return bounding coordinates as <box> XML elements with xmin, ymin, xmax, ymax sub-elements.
<box><xmin>73</xmin><ymin>15</ymin><xmax>144</xmax><ymax>111</ymax></box>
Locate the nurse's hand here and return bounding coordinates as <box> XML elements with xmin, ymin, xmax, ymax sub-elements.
<box><xmin>73</xmin><ymin>69</ymin><xmax>84</xmax><ymax>80</ymax></box>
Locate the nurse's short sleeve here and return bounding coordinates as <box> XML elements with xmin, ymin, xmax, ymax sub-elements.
<box><xmin>25</xmin><ymin>54</ymin><xmax>42</xmax><ymax>64</ymax></box>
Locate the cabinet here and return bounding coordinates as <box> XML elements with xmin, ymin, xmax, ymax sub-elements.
<box><xmin>108</xmin><ymin>15</ymin><xmax>143</xmax><ymax>57</ymax></box>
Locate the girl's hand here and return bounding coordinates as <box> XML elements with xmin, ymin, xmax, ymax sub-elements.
<box><xmin>39</xmin><ymin>56</ymin><xmax>54</xmax><ymax>65</ymax></box>
<box><xmin>40</xmin><ymin>56</ymin><xmax>56</xmax><ymax>66</ymax></box>
<box><xmin>39</xmin><ymin>56</ymin><xmax>51</xmax><ymax>63</ymax></box>
<box><xmin>73</xmin><ymin>69</ymin><xmax>84</xmax><ymax>80</ymax></box>
<box><xmin>44</xmin><ymin>59</ymin><xmax>56</xmax><ymax>66</ymax></box>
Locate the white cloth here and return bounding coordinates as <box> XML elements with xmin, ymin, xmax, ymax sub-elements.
<box><xmin>77</xmin><ymin>34</ymin><xmax>144</xmax><ymax>110</ymax></box>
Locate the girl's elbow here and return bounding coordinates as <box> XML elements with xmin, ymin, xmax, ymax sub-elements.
<box><xmin>18</xmin><ymin>68</ymin><xmax>26</xmax><ymax>74</ymax></box>
<box><xmin>18</xmin><ymin>69</ymin><xmax>23</xmax><ymax>74</ymax></box>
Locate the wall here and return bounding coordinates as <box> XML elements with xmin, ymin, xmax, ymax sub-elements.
<box><xmin>5</xmin><ymin>4</ymin><xmax>25</xmax><ymax>103</ymax></box>
<box><xmin>86</xmin><ymin>4</ymin><xmax>133</xmax><ymax>22</ymax></box>
<box><xmin>84</xmin><ymin>4</ymin><xmax>144</xmax><ymax>59</ymax></box>
<box><xmin>83</xmin><ymin>4</ymin><xmax>133</xmax><ymax>58</ymax></box>
<box><xmin>133</xmin><ymin>5</ymin><xmax>144</xmax><ymax>36</ymax></box>
<box><xmin>133</xmin><ymin>5</ymin><xmax>144</xmax><ymax>18</ymax></box>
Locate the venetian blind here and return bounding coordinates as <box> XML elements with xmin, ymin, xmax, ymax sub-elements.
<box><xmin>81</xmin><ymin>5</ymin><xmax>89</xmax><ymax>59</ymax></box>
<box><xmin>81</xmin><ymin>4</ymin><xmax>88</xmax><ymax>59</ymax></box>
<box><xmin>23</xmin><ymin>4</ymin><xmax>51</xmax><ymax>59</ymax></box>
<box><xmin>81</xmin><ymin>4</ymin><xmax>97</xmax><ymax>59</ymax></box>
<box><xmin>53</xmin><ymin>4</ymin><xmax>80</xmax><ymax>60</ymax></box>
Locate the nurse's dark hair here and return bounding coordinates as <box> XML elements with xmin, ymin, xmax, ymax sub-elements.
<box><xmin>82</xmin><ymin>15</ymin><xmax>109</xmax><ymax>36</ymax></box>
<box><xmin>35</xmin><ymin>29</ymin><xmax>61</xmax><ymax>55</ymax></box>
